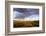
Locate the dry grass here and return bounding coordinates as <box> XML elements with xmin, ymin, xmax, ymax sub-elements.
<box><xmin>13</xmin><ymin>20</ymin><xmax>39</xmax><ymax>28</ymax></box>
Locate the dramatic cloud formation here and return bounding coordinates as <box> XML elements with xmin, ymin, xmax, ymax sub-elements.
<box><xmin>13</xmin><ymin>8</ymin><xmax>39</xmax><ymax>20</ymax></box>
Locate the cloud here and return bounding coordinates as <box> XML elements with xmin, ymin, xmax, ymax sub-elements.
<box><xmin>13</xmin><ymin>11</ymin><xmax>25</xmax><ymax>19</ymax></box>
<box><xmin>13</xmin><ymin>8</ymin><xmax>39</xmax><ymax>19</ymax></box>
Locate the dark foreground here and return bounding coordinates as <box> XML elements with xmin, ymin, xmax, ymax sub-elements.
<box><xmin>13</xmin><ymin>20</ymin><xmax>39</xmax><ymax>28</ymax></box>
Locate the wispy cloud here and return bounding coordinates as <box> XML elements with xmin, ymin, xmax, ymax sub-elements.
<box><xmin>13</xmin><ymin>8</ymin><xmax>39</xmax><ymax>20</ymax></box>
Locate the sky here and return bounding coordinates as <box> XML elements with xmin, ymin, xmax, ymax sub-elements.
<box><xmin>13</xmin><ymin>8</ymin><xmax>39</xmax><ymax>20</ymax></box>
